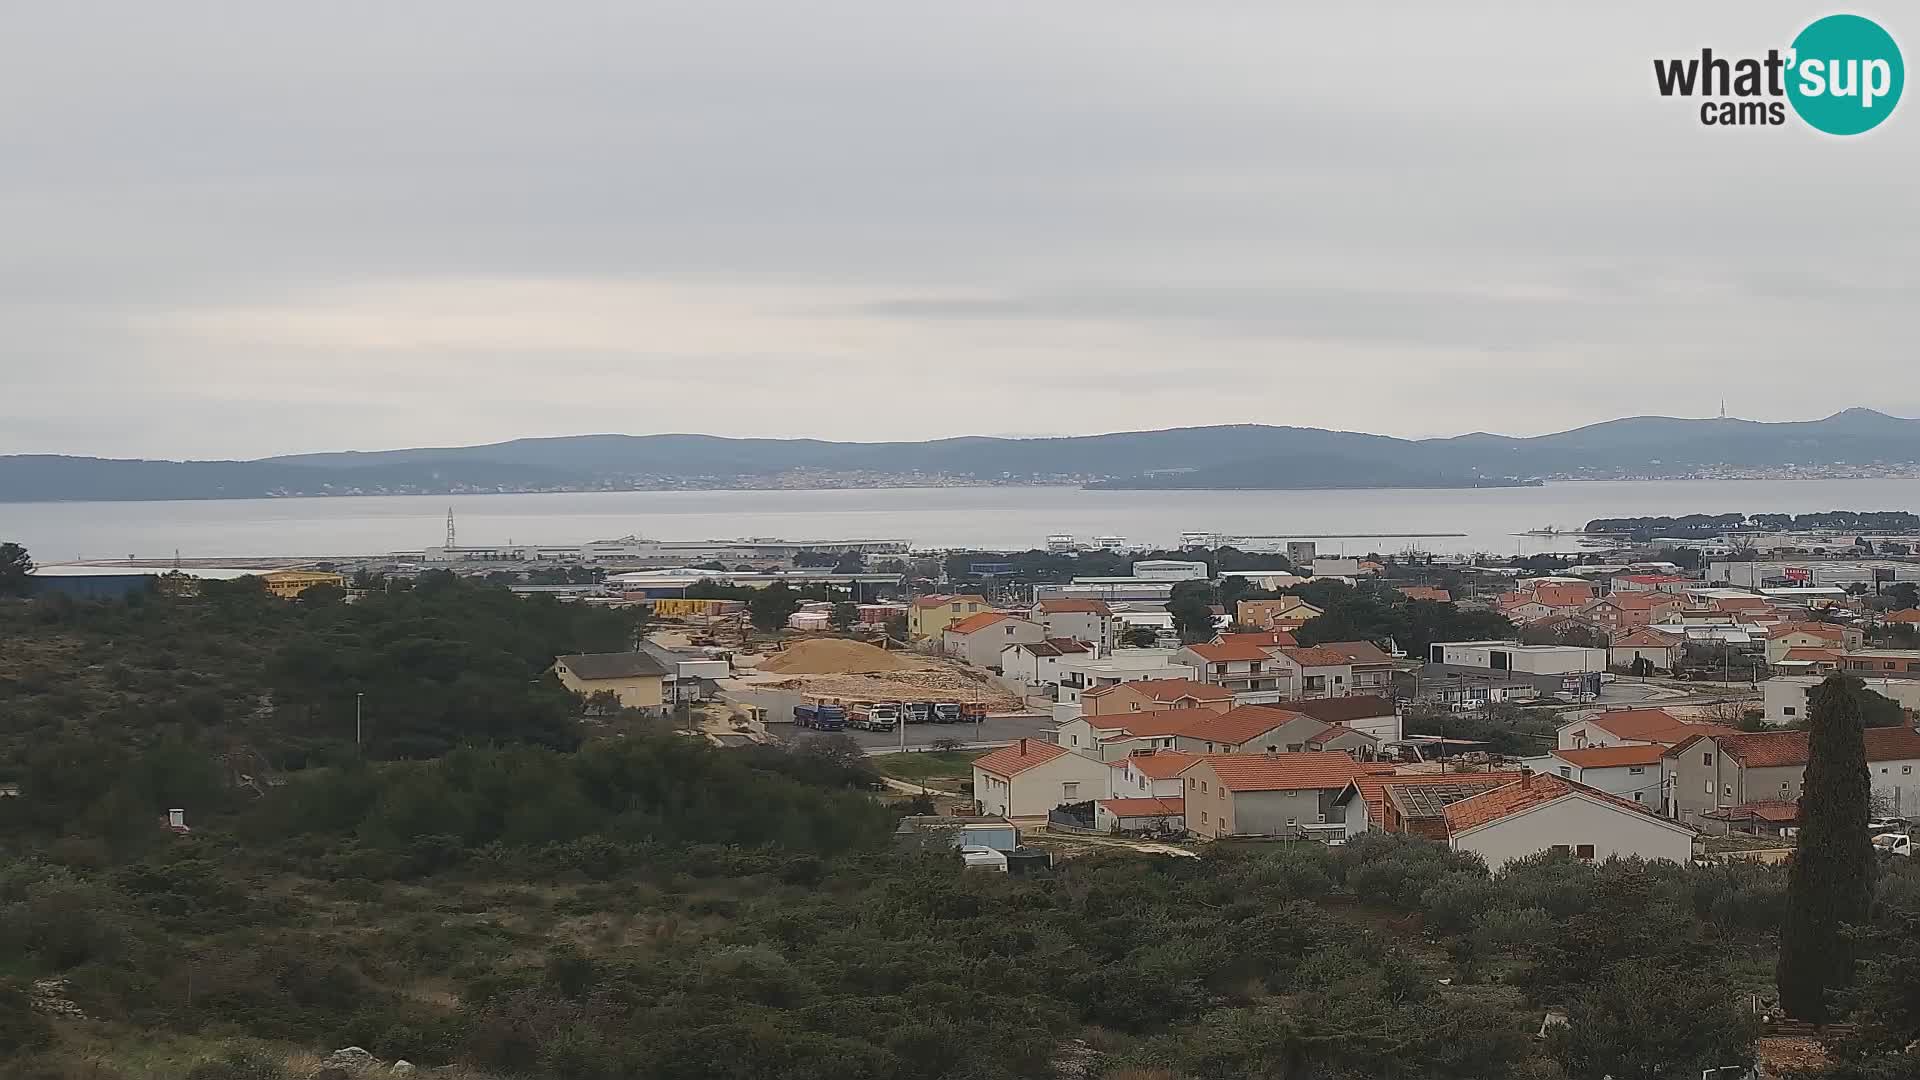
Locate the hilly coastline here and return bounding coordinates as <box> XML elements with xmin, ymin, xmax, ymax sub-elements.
<box><xmin>3</xmin><ymin>409</ymin><xmax>1918</xmax><ymax>502</ymax></box>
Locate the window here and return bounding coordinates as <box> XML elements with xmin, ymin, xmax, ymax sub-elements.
<box><xmin>1551</xmin><ymin>844</ymin><xmax>1571</xmax><ymax>855</ymax></box>
<box><xmin>1558</xmin><ymin>767</ymin><xmax>1572</xmax><ymax>779</ymax></box>
<box><xmin>1702</xmin><ymin>752</ymin><xmax>1713</xmax><ymax>766</ymax></box>
<box><xmin>1705</xmin><ymin>780</ymin><xmax>1714</xmax><ymax>794</ymax></box>
<box><xmin>1286</xmin><ymin>817</ymin><xmax>1296</xmax><ymax>827</ymax></box>
<box><xmin>1188</xmin><ymin>777</ymin><xmax>1196</xmax><ymax>789</ymax></box>
<box><xmin>1905</xmin><ymin>766</ymin><xmax>1913</xmax><ymax>776</ymax></box>
<box><xmin>1723</xmin><ymin>784</ymin><xmax>1734</xmax><ymax>797</ymax></box>
<box><xmin>1628</xmin><ymin>766</ymin><xmax>1645</xmax><ymax>775</ymax></box>
<box><xmin>1218</xmin><ymin>788</ymin><xmax>1224</xmax><ymax>801</ymax></box>
<box><xmin>1063</xmin><ymin>783</ymin><xmax>1079</xmax><ymax>800</ymax></box>
<box><xmin>1201</xmin><ymin>811</ymin><xmax>1209</xmax><ymax>824</ymax></box>
<box><xmin>1634</xmin><ymin>792</ymin><xmax>1644</xmax><ymax>802</ymax></box>
<box><xmin>1576</xmin><ymin>844</ymin><xmax>1595</xmax><ymax>860</ymax></box>
<box><xmin>1201</xmin><ymin>781</ymin><xmax>1208</xmax><ymax>793</ymax></box>
<box><xmin>1783</xmin><ymin>707</ymin><xmax>1796</xmax><ymax>716</ymax></box>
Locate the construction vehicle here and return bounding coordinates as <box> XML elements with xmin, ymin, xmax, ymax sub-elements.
<box><xmin>932</xmin><ymin>702</ymin><xmax>963</xmax><ymax>724</ymax></box>
<box><xmin>902</xmin><ymin>702</ymin><xmax>932</xmax><ymax>725</ymax></box>
<box><xmin>793</xmin><ymin>701</ymin><xmax>848</xmax><ymax>731</ymax></box>
<box><xmin>960</xmin><ymin>703</ymin><xmax>989</xmax><ymax>724</ymax></box>
<box><xmin>851</xmin><ymin>702</ymin><xmax>899</xmax><ymax>732</ymax></box>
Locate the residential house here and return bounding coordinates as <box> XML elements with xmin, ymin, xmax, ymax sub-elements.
<box><xmin>1093</xmin><ymin>796</ymin><xmax>1185</xmax><ymax>834</ymax></box>
<box><xmin>1236</xmin><ymin>597</ymin><xmax>1325</xmax><ymax>630</ymax></box>
<box><xmin>1030</xmin><ymin>599</ymin><xmax>1116</xmax><ymax>653</ymax></box>
<box><xmin>971</xmin><ymin>738</ymin><xmax>1117</xmax><ymax>818</ymax></box>
<box><xmin>1334</xmin><ymin>771</ymin><xmax>1523</xmax><ymax>840</ymax></box>
<box><xmin>1178</xmin><ymin>753</ymin><xmax>1366</xmax><ymax>838</ymax></box>
<box><xmin>1216</xmin><ymin>629</ymin><xmax>1298</xmax><ymax>649</ymax></box>
<box><xmin>999</xmin><ymin>638</ymin><xmax>1092</xmax><ymax>694</ymax></box>
<box><xmin>636</xmin><ymin>640</ymin><xmax>731</xmax><ymax>704</ymax></box>
<box><xmin>943</xmin><ymin>612</ymin><xmax>1045</xmax><ymax>669</ymax></box>
<box><xmin>1053</xmin><ymin>650</ymin><xmax>1199</xmax><ymax>706</ymax></box>
<box><xmin>1764</xmin><ymin>622</ymin><xmax>1864</xmax><ymax>664</ymax></box>
<box><xmin>1520</xmin><ymin>744</ymin><xmax>1668</xmax><ymax>807</ymax></box>
<box><xmin>1612</xmin><ymin>573</ymin><xmax>1694</xmax><ymax>594</ymax></box>
<box><xmin>1274</xmin><ymin>646</ymin><xmax>1356</xmax><ymax>699</ymax></box>
<box><xmin>1288</xmin><ymin>695</ymin><xmax>1403</xmax><ymax>742</ymax></box>
<box><xmin>551</xmin><ymin>652</ymin><xmax>671</xmax><ymax>714</ymax></box>
<box><xmin>1056</xmin><ymin>709</ymin><xmax>1216</xmax><ymax>761</ymax></box>
<box><xmin>1441</xmin><ymin>772</ymin><xmax>1696</xmax><ymax>868</ymax></box>
<box><xmin>1430</xmin><ymin>641</ymin><xmax>1608</xmax><ymax>676</ymax></box>
<box><xmin>1885</xmin><ymin>609</ymin><xmax>1920</xmax><ymax>626</ymax></box>
<box><xmin>1106</xmin><ymin>749</ymin><xmax>1199</xmax><ymax>799</ymax></box>
<box><xmin>1556</xmin><ymin>708</ymin><xmax>1736</xmax><ymax>751</ymax></box>
<box><xmin>1396</xmin><ymin>586</ymin><xmax>1452</xmax><ymax>603</ymax></box>
<box><xmin>907</xmin><ymin>594</ymin><xmax>991</xmax><ymax>639</ymax></box>
<box><xmin>1313</xmin><ymin>641</ymin><xmax>1395</xmax><ymax>694</ymax></box>
<box><xmin>1763</xmin><ymin>674</ymin><xmax>1920</xmax><ymax>725</ymax></box>
<box><xmin>1774</xmin><ymin>647</ymin><xmax>1841</xmax><ymax>676</ymax></box>
<box><xmin>1496</xmin><ymin>595</ymin><xmax>1557</xmax><ymax>623</ymax></box>
<box><xmin>1666</xmin><ymin>727</ymin><xmax>1920</xmax><ymax>824</ymax></box>
<box><xmin>1581</xmin><ymin>591</ymin><xmax>1682</xmax><ymax>632</ymax></box>
<box><xmin>1533</xmin><ymin>583</ymin><xmax>1597</xmax><ymax>612</ymax></box>
<box><xmin>1608</xmin><ymin>628</ymin><xmax>1684</xmax><ymax>672</ymax></box>
<box><xmin>1839</xmin><ymin>649</ymin><xmax>1920</xmax><ymax>678</ymax></box>
<box><xmin>1082</xmin><ymin>678</ymin><xmax>1233</xmax><ymax>717</ymax></box>
<box><xmin>1177</xmin><ymin>640</ymin><xmax>1292</xmax><ymax>698</ymax></box>
<box><xmin>1172</xmin><ymin>706</ymin><xmax>1349</xmax><ymax>756</ymax></box>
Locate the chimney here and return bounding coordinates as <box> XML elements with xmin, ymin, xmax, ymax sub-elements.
<box><xmin>1520</xmin><ymin>767</ymin><xmax>1533</xmax><ymax>789</ymax></box>
<box><xmin>1018</xmin><ymin>738</ymin><xmax>1028</xmax><ymax>756</ymax></box>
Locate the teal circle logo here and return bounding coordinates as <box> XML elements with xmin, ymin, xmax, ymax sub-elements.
<box><xmin>1787</xmin><ymin>14</ymin><xmax>1903</xmax><ymax>134</ymax></box>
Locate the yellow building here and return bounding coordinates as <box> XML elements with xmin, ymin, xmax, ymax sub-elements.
<box><xmin>552</xmin><ymin>652</ymin><xmax>670</xmax><ymax>714</ymax></box>
<box><xmin>907</xmin><ymin>594</ymin><xmax>991</xmax><ymax>639</ymax></box>
<box><xmin>260</xmin><ymin>569</ymin><xmax>347</xmax><ymax>599</ymax></box>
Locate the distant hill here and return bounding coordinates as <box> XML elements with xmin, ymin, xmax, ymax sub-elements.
<box><xmin>4</xmin><ymin>409</ymin><xmax>1918</xmax><ymax>501</ymax></box>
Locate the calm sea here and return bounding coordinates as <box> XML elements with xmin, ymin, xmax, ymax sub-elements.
<box><xmin>9</xmin><ymin>479</ymin><xmax>1920</xmax><ymax>564</ymax></box>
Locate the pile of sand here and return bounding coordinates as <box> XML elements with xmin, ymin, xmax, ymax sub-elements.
<box><xmin>757</xmin><ymin>638</ymin><xmax>915</xmax><ymax>675</ymax></box>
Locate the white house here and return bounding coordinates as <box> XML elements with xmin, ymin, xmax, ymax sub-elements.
<box><xmin>971</xmin><ymin>739</ymin><xmax>1117</xmax><ymax>818</ymax></box>
<box><xmin>1441</xmin><ymin>773</ymin><xmax>1696</xmax><ymax>869</ymax></box>
<box><xmin>1029</xmin><ymin>599</ymin><xmax>1116</xmax><ymax>653</ymax></box>
<box><xmin>1054</xmin><ymin>649</ymin><xmax>1198</xmax><ymax>705</ymax></box>
<box><xmin>1519</xmin><ymin>744</ymin><xmax>1667</xmax><ymax>808</ymax></box>
<box><xmin>1093</xmin><ymin>796</ymin><xmax>1185</xmax><ymax>834</ymax></box>
<box><xmin>942</xmin><ymin>612</ymin><xmax>1046</xmax><ymax>670</ymax></box>
<box><xmin>1607</xmin><ymin>629</ymin><xmax>1684</xmax><ymax>673</ymax></box>
<box><xmin>1765</xmin><ymin>675</ymin><xmax>1920</xmax><ymax>725</ymax></box>
<box><xmin>999</xmin><ymin>638</ymin><xmax>1092</xmax><ymax>694</ymax></box>
<box><xmin>1106</xmin><ymin>749</ymin><xmax>1199</xmax><ymax>799</ymax></box>
<box><xmin>1555</xmin><ymin>708</ymin><xmax>1734</xmax><ymax>751</ymax></box>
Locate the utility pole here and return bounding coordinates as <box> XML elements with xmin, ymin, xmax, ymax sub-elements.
<box><xmin>355</xmin><ymin>692</ymin><xmax>364</xmax><ymax>749</ymax></box>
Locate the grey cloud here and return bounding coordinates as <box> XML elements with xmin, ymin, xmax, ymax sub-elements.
<box><xmin>0</xmin><ymin>1</ymin><xmax>1914</xmax><ymax>456</ymax></box>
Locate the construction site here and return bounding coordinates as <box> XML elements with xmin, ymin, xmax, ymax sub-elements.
<box><xmin>729</xmin><ymin>638</ymin><xmax>1023</xmax><ymax>712</ymax></box>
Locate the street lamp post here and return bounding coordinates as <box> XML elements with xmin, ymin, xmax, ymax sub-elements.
<box><xmin>355</xmin><ymin>692</ymin><xmax>364</xmax><ymax>749</ymax></box>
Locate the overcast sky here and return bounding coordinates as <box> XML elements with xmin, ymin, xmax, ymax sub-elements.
<box><xmin>3</xmin><ymin>2</ymin><xmax>1915</xmax><ymax>459</ymax></box>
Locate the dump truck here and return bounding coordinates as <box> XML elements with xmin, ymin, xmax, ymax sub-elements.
<box><xmin>960</xmin><ymin>703</ymin><xmax>989</xmax><ymax>724</ymax></box>
<box><xmin>793</xmin><ymin>701</ymin><xmax>847</xmax><ymax>731</ymax></box>
<box><xmin>902</xmin><ymin>702</ymin><xmax>932</xmax><ymax>725</ymax></box>
<box><xmin>851</xmin><ymin>702</ymin><xmax>899</xmax><ymax>732</ymax></box>
<box><xmin>932</xmin><ymin>702</ymin><xmax>963</xmax><ymax>724</ymax></box>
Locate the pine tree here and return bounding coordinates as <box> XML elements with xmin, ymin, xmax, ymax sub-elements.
<box><xmin>1777</xmin><ymin>674</ymin><xmax>1876</xmax><ymax>1022</ymax></box>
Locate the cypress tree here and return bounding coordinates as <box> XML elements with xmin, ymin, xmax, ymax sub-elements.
<box><xmin>1777</xmin><ymin>674</ymin><xmax>1876</xmax><ymax>1022</ymax></box>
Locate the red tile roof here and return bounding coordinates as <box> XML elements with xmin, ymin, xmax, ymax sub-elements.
<box><xmin>1010</xmin><ymin>638</ymin><xmax>1091</xmax><ymax>658</ymax></box>
<box><xmin>1184</xmin><ymin>640</ymin><xmax>1278</xmax><ymax>662</ymax></box>
<box><xmin>1552</xmin><ymin>744</ymin><xmax>1668</xmax><ymax>768</ymax></box>
<box><xmin>1313</xmin><ymin>640</ymin><xmax>1394</xmax><ymax>665</ymax></box>
<box><xmin>1034</xmin><ymin>599</ymin><xmax>1113</xmax><ymax>615</ymax></box>
<box><xmin>1888</xmin><ymin>609</ymin><xmax>1920</xmax><ymax>625</ymax></box>
<box><xmin>972</xmin><ymin>739</ymin><xmax>1069</xmax><ymax>778</ymax></box>
<box><xmin>1083</xmin><ymin>678</ymin><xmax>1232</xmax><ymax>703</ymax></box>
<box><xmin>1096</xmin><ymin>796</ymin><xmax>1184</xmax><ymax>818</ymax></box>
<box><xmin>1572</xmin><ymin>709</ymin><xmax>1738</xmax><ymax>746</ymax></box>
<box><xmin>1711</xmin><ymin>596</ymin><xmax>1774</xmax><ymax>612</ymax></box>
<box><xmin>1610</xmin><ymin>592</ymin><xmax>1680</xmax><ymax>610</ymax></box>
<box><xmin>944</xmin><ymin>611</ymin><xmax>1013</xmax><ymax>635</ymax></box>
<box><xmin>1178</xmin><ymin>705</ymin><xmax>1310</xmax><ymax>746</ymax></box>
<box><xmin>1442</xmin><ymin>772</ymin><xmax>1678</xmax><ymax>834</ymax></box>
<box><xmin>1307</xmin><ymin>725</ymin><xmax>1376</xmax><ymax>746</ymax></box>
<box><xmin>1396</xmin><ymin>586</ymin><xmax>1452</xmax><ymax>603</ymax></box>
<box><xmin>913</xmin><ymin>593</ymin><xmax>986</xmax><ymax>609</ymax></box>
<box><xmin>1768</xmin><ymin>622</ymin><xmax>1847</xmax><ymax>640</ymax></box>
<box><xmin>1115</xmin><ymin>749</ymin><xmax>1201</xmax><ymax>779</ymax></box>
<box><xmin>1280</xmin><ymin>646</ymin><xmax>1353</xmax><ymax>667</ymax></box>
<box><xmin>1186</xmin><ymin>752</ymin><xmax>1364</xmax><ymax>792</ymax></box>
<box><xmin>1780</xmin><ymin>647</ymin><xmax>1840</xmax><ymax>663</ymax></box>
<box><xmin>1686</xmin><ymin>727</ymin><xmax>1920</xmax><ymax>769</ymax></box>
<box><xmin>1090</xmin><ymin>707</ymin><xmax>1226</xmax><ymax>739</ymax></box>
<box><xmin>1534</xmin><ymin>584</ymin><xmax>1596</xmax><ymax>609</ymax></box>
